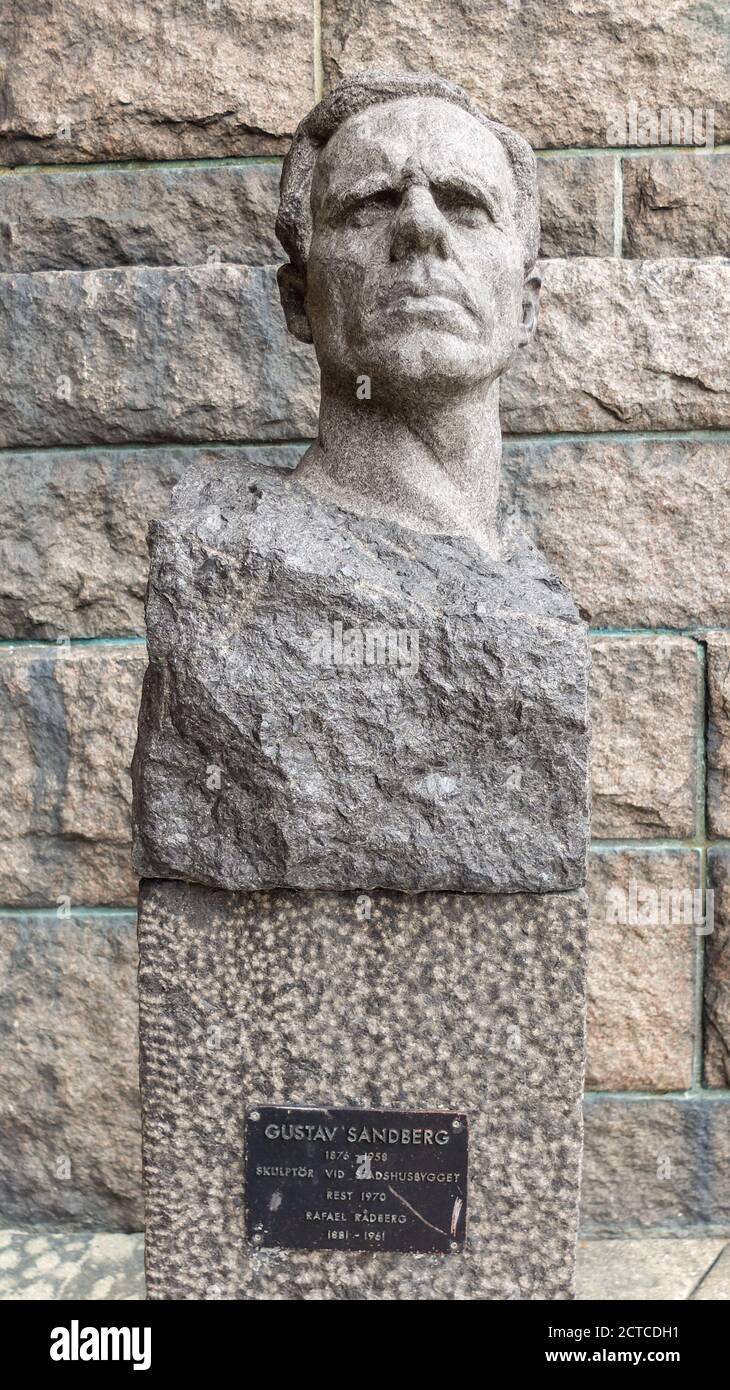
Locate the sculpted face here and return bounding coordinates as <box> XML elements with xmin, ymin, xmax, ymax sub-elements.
<box><xmin>303</xmin><ymin>97</ymin><xmax>538</xmax><ymax>397</ymax></box>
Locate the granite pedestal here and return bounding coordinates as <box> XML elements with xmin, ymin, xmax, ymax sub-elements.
<box><xmin>138</xmin><ymin>881</ymin><xmax>587</xmax><ymax>1300</ymax></box>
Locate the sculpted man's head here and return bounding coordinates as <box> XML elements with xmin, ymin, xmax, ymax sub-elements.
<box><xmin>277</xmin><ymin>71</ymin><xmax>541</xmax><ymax>402</ymax></box>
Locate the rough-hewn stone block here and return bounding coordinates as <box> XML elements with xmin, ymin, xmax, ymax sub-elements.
<box><xmin>586</xmin><ymin>849</ymin><xmax>699</xmax><ymax>1091</ymax></box>
<box><xmin>0</xmin><ymin>265</ymin><xmax>319</xmax><ymax>448</ymax></box>
<box><xmin>0</xmin><ymin>912</ymin><xmax>142</xmax><ymax>1229</ymax></box>
<box><xmin>590</xmin><ymin>636</ymin><xmax>700</xmax><ymax>839</ymax></box>
<box><xmin>623</xmin><ymin>154</ymin><xmax>730</xmax><ymax>258</ymax></box>
<box><xmin>502</xmin><ymin>436</ymin><xmax>730</xmax><ymax>629</ymax></box>
<box><xmin>0</xmin><ymin>1230</ymin><xmax>145</xmax><ymax>1300</ymax></box>
<box><xmin>133</xmin><ymin>458</ymin><xmax>589</xmax><ymax>894</ymax></box>
<box><xmin>705</xmin><ymin>851</ymin><xmax>730</xmax><ymax>1088</ymax></box>
<box><xmin>502</xmin><ymin>259</ymin><xmax>730</xmax><ymax>434</ymax></box>
<box><xmin>322</xmin><ymin>1</ymin><xmax>729</xmax><ymax>149</ymax></box>
<box><xmin>0</xmin><ymin>163</ymin><xmax>282</xmax><ymax>273</ymax></box>
<box><xmin>0</xmin><ymin>0</ymin><xmax>314</xmax><ymax>164</ymax></box>
<box><xmin>581</xmin><ymin>1098</ymin><xmax>730</xmax><ymax>1235</ymax></box>
<box><xmin>538</xmin><ymin>155</ymin><xmax>615</xmax><ymax>258</ymax></box>
<box><xmin>0</xmin><ymin>443</ymin><xmax>304</xmax><ymax>640</ymax></box>
<box><xmin>707</xmin><ymin>633</ymin><xmax>730</xmax><ymax>838</ymax></box>
<box><xmin>0</xmin><ymin>645</ymin><xmax>143</xmax><ymax>906</ymax></box>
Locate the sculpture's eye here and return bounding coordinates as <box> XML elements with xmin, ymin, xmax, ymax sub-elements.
<box><xmin>346</xmin><ymin>189</ymin><xmax>399</xmax><ymax>226</ymax></box>
<box><xmin>433</xmin><ymin>186</ymin><xmax>494</xmax><ymax>227</ymax></box>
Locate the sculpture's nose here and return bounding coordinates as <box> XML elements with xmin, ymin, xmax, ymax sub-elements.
<box><xmin>390</xmin><ymin>184</ymin><xmax>449</xmax><ymax>261</ymax></box>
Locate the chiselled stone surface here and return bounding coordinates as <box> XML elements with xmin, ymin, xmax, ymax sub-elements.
<box><xmin>0</xmin><ymin>1230</ymin><xmax>145</xmax><ymax>1301</ymax></box>
<box><xmin>0</xmin><ymin>265</ymin><xmax>319</xmax><ymax>449</ymax></box>
<box><xmin>0</xmin><ymin>0</ymin><xmax>313</xmax><ymax>164</ymax></box>
<box><xmin>138</xmin><ymin>879</ymin><xmax>586</xmax><ymax>1300</ymax></box>
<box><xmin>707</xmin><ymin>634</ymin><xmax>730</xmax><ymax>838</ymax></box>
<box><xmin>537</xmin><ymin>156</ymin><xmax>615</xmax><ymax>258</ymax></box>
<box><xmin>133</xmin><ymin>459</ymin><xmax>589</xmax><ymax>894</ymax></box>
<box><xmin>0</xmin><ymin>163</ymin><xmax>282</xmax><ymax>273</ymax></box>
<box><xmin>0</xmin><ymin>912</ymin><xmax>142</xmax><ymax>1229</ymax></box>
<box><xmin>576</xmin><ymin>1237</ymin><xmax>728</xmax><ymax>1302</ymax></box>
<box><xmin>0</xmin><ymin>444</ymin><xmax>304</xmax><ymax>640</ymax></box>
<box><xmin>586</xmin><ymin>849</ymin><xmax>699</xmax><ymax>1092</ymax></box>
<box><xmin>322</xmin><ymin>1</ymin><xmax>730</xmax><ymax>149</ymax></box>
<box><xmin>705</xmin><ymin>851</ymin><xmax>730</xmax><ymax>1088</ymax></box>
<box><xmin>582</xmin><ymin>1098</ymin><xmax>730</xmax><ymax>1236</ymax></box>
<box><xmin>0</xmin><ymin>645</ymin><xmax>143</xmax><ymax>906</ymax></box>
<box><xmin>502</xmin><ymin>437</ymin><xmax>730</xmax><ymax>629</ymax></box>
<box><xmin>501</xmin><ymin>259</ymin><xmax>730</xmax><ymax>434</ymax></box>
<box><xmin>623</xmin><ymin>154</ymin><xmax>730</xmax><ymax>258</ymax></box>
<box><xmin>590</xmin><ymin>636</ymin><xmax>700</xmax><ymax>839</ymax></box>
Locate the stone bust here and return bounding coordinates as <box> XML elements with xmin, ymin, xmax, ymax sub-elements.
<box><xmin>133</xmin><ymin>72</ymin><xmax>588</xmax><ymax>895</ymax></box>
<box><xmin>277</xmin><ymin>70</ymin><xmax>542</xmax><ymax>553</ymax></box>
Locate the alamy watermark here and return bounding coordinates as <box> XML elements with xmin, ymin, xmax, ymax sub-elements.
<box><xmin>605</xmin><ymin>878</ymin><xmax>713</xmax><ymax>935</ymax></box>
<box><xmin>310</xmin><ymin>620</ymin><xmax>420</xmax><ymax>676</ymax></box>
<box><xmin>606</xmin><ymin>100</ymin><xmax>715</xmax><ymax>149</ymax></box>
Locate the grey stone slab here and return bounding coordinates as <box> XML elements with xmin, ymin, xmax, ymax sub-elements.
<box><xmin>138</xmin><ymin>879</ymin><xmax>587</xmax><ymax>1300</ymax></box>
<box><xmin>0</xmin><ymin>265</ymin><xmax>319</xmax><ymax>449</ymax></box>
<box><xmin>576</xmin><ymin>1237</ymin><xmax>727</xmax><ymax>1302</ymax></box>
<box><xmin>0</xmin><ymin>0</ymin><xmax>313</xmax><ymax>164</ymax></box>
<box><xmin>707</xmin><ymin>635</ymin><xmax>730</xmax><ymax>840</ymax></box>
<box><xmin>322</xmin><ymin>1</ymin><xmax>730</xmax><ymax>149</ymax></box>
<box><xmin>0</xmin><ymin>163</ymin><xmax>282</xmax><ymax>273</ymax></box>
<box><xmin>581</xmin><ymin>1098</ymin><xmax>730</xmax><ymax>1236</ymax></box>
<box><xmin>0</xmin><ymin>914</ymin><xmax>143</xmax><ymax>1231</ymax></box>
<box><xmin>0</xmin><ymin>644</ymin><xmax>144</xmax><ymax>907</ymax></box>
<box><xmin>538</xmin><ymin>156</ymin><xmax>615</xmax><ymax>257</ymax></box>
<box><xmin>587</xmin><ymin>849</ymin><xmax>699</xmax><ymax>1093</ymax></box>
<box><xmin>590</xmin><ymin>636</ymin><xmax>701</xmax><ymax>840</ymax></box>
<box><xmin>501</xmin><ymin>259</ymin><xmax>730</xmax><ymax>435</ymax></box>
<box><xmin>502</xmin><ymin>436</ymin><xmax>730</xmax><ymax>629</ymax></box>
<box><xmin>705</xmin><ymin>851</ymin><xmax>730</xmax><ymax>1088</ymax></box>
<box><xmin>133</xmin><ymin>458</ymin><xmax>589</xmax><ymax>894</ymax></box>
<box><xmin>623</xmin><ymin>154</ymin><xmax>730</xmax><ymax>258</ymax></box>
<box><xmin>0</xmin><ymin>1229</ymin><xmax>145</xmax><ymax>1300</ymax></box>
<box><xmin>0</xmin><ymin>443</ymin><xmax>305</xmax><ymax>640</ymax></box>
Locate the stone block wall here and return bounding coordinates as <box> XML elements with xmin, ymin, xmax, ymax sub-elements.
<box><xmin>1</xmin><ymin>1</ymin><xmax>728</xmax><ymax>1237</ymax></box>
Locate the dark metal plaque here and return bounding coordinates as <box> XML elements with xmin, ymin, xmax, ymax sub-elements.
<box><xmin>245</xmin><ymin>1105</ymin><xmax>468</xmax><ymax>1255</ymax></box>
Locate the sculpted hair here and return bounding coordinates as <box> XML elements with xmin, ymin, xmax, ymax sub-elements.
<box><xmin>276</xmin><ymin>70</ymin><xmax>540</xmax><ymax>279</ymax></box>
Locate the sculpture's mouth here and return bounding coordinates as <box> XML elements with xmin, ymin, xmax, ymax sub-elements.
<box><xmin>385</xmin><ymin>276</ymin><xmax>478</xmax><ymax>322</ymax></box>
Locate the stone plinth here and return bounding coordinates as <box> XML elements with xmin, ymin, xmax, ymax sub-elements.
<box><xmin>137</xmin><ymin>879</ymin><xmax>587</xmax><ymax>1301</ymax></box>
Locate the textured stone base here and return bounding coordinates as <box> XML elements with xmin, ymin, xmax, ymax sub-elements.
<box><xmin>138</xmin><ymin>880</ymin><xmax>587</xmax><ymax>1300</ymax></box>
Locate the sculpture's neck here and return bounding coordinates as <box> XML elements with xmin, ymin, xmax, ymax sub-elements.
<box><xmin>295</xmin><ymin>377</ymin><xmax>503</xmax><ymax>554</ymax></box>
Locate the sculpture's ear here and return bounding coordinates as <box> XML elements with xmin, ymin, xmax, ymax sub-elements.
<box><xmin>518</xmin><ymin>268</ymin><xmax>542</xmax><ymax>348</ymax></box>
<box><xmin>277</xmin><ymin>263</ymin><xmax>313</xmax><ymax>344</ymax></box>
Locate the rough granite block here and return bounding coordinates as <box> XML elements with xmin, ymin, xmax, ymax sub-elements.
<box><xmin>590</xmin><ymin>635</ymin><xmax>700</xmax><ymax>839</ymax></box>
<box><xmin>501</xmin><ymin>259</ymin><xmax>730</xmax><ymax>435</ymax></box>
<box><xmin>582</xmin><ymin>1098</ymin><xmax>730</xmax><ymax>1236</ymax></box>
<box><xmin>0</xmin><ymin>265</ymin><xmax>319</xmax><ymax>449</ymax></box>
<box><xmin>623</xmin><ymin>153</ymin><xmax>730</xmax><ymax>259</ymax></box>
<box><xmin>0</xmin><ymin>0</ymin><xmax>314</xmax><ymax>165</ymax></box>
<box><xmin>707</xmin><ymin>634</ymin><xmax>730</xmax><ymax>838</ymax></box>
<box><xmin>502</xmin><ymin>436</ymin><xmax>730</xmax><ymax>629</ymax></box>
<box><xmin>138</xmin><ymin>879</ymin><xmax>587</xmax><ymax>1300</ymax></box>
<box><xmin>0</xmin><ymin>444</ymin><xmax>304</xmax><ymax>640</ymax></box>
<box><xmin>705</xmin><ymin>850</ymin><xmax>730</xmax><ymax>1087</ymax></box>
<box><xmin>0</xmin><ymin>644</ymin><xmax>143</xmax><ymax>906</ymax></box>
<box><xmin>321</xmin><ymin>1</ymin><xmax>730</xmax><ymax>149</ymax></box>
<box><xmin>537</xmin><ymin>156</ymin><xmax>615</xmax><ymax>258</ymax></box>
<box><xmin>133</xmin><ymin>459</ymin><xmax>589</xmax><ymax>894</ymax></box>
<box><xmin>0</xmin><ymin>164</ymin><xmax>282</xmax><ymax>274</ymax></box>
<box><xmin>586</xmin><ymin>849</ymin><xmax>699</xmax><ymax>1092</ymax></box>
<box><xmin>0</xmin><ymin>912</ymin><xmax>142</xmax><ymax>1230</ymax></box>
